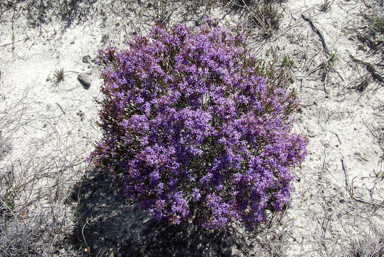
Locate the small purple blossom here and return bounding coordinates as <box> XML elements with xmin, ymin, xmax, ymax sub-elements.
<box><xmin>90</xmin><ymin>20</ymin><xmax>308</xmax><ymax>230</ymax></box>
<box><xmin>191</xmin><ymin>188</ymin><xmax>201</xmax><ymax>202</ymax></box>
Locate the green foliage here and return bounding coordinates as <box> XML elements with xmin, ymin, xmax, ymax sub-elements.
<box><xmin>255</xmin><ymin>48</ymin><xmax>293</xmax><ymax>88</ymax></box>
<box><xmin>366</xmin><ymin>13</ymin><xmax>384</xmax><ymax>35</ymax></box>
<box><xmin>282</xmin><ymin>55</ymin><xmax>295</xmax><ymax>70</ymax></box>
<box><xmin>328</xmin><ymin>51</ymin><xmax>337</xmax><ymax>65</ymax></box>
<box><xmin>359</xmin><ymin>7</ymin><xmax>384</xmax><ymax>57</ymax></box>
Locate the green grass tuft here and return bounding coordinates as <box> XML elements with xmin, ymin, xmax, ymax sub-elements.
<box><xmin>282</xmin><ymin>55</ymin><xmax>295</xmax><ymax>70</ymax></box>
<box><xmin>320</xmin><ymin>0</ymin><xmax>332</xmax><ymax>12</ymax></box>
<box><xmin>53</xmin><ymin>68</ymin><xmax>65</xmax><ymax>83</ymax></box>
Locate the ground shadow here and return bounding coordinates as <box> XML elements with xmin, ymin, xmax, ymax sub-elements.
<box><xmin>71</xmin><ymin>171</ymin><xmax>241</xmax><ymax>257</ymax></box>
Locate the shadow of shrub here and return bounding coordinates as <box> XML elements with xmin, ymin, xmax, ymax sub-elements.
<box><xmin>71</xmin><ymin>171</ymin><xmax>243</xmax><ymax>256</ymax></box>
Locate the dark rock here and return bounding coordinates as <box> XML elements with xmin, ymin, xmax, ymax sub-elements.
<box><xmin>82</xmin><ymin>55</ymin><xmax>92</xmax><ymax>64</ymax></box>
<box><xmin>76</xmin><ymin>110</ymin><xmax>85</xmax><ymax>121</ymax></box>
<box><xmin>78</xmin><ymin>73</ymin><xmax>91</xmax><ymax>88</ymax></box>
<box><xmin>101</xmin><ymin>35</ymin><xmax>109</xmax><ymax>44</ymax></box>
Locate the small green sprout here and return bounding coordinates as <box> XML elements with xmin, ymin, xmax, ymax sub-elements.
<box><xmin>320</xmin><ymin>0</ymin><xmax>332</xmax><ymax>12</ymax></box>
<box><xmin>328</xmin><ymin>51</ymin><xmax>337</xmax><ymax>65</ymax></box>
<box><xmin>282</xmin><ymin>55</ymin><xmax>295</xmax><ymax>70</ymax></box>
<box><xmin>54</xmin><ymin>68</ymin><xmax>65</xmax><ymax>83</ymax></box>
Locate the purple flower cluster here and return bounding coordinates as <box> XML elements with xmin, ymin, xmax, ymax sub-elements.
<box><xmin>90</xmin><ymin>19</ymin><xmax>308</xmax><ymax>230</ymax></box>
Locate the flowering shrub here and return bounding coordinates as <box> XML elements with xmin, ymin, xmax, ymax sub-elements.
<box><xmin>90</xmin><ymin>18</ymin><xmax>308</xmax><ymax>230</ymax></box>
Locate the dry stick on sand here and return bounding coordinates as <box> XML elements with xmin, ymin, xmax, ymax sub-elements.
<box><xmin>349</xmin><ymin>53</ymin><xmax>384</xmax><ymax>83</ymax></box>
<box><xmin>301</xmin><ymin>14</ymin><xmax>330</xmax><ymax>55</ymax></box>
<box><xmin>337</xmin><ymin>132</ymin><xmax>351</xmax><ymax>199</ymax></box>
<box><xmin>341</xmin><ymin>121</ymin><xmax>384</xmax><ymax>209</ymax></box>
<box><xmin>341</xmin><ymin>157</ymin><xmax>383</xmax><ymax>208</ymax></box>
<box><xmin>341</xmin><ymin>158</ymin><xmax>350</xmax><ymax>195</ymax></box>
<box><xmin>300</xmin><ymin>63</ymin><xmax>324</xmax><ymax>90</ymax></box>
<box><xmin>302</xmin><ymin>14</ymin><xmax>332</xmax><ymax>93</ymax></box>
<box><xmin>11</xmin><ymin>5</ymin><xmax>16</xmax><ymax>53</ymax></box>
<box><xmin>56</xmin><ymin>103</ymin><xmax>66</xmax><ymax>115</ymax></box>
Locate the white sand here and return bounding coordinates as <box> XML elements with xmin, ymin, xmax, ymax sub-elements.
<box><xmin>0</xmin><ymin>0</ymin><xmax>383</xmax><ymax>255</ymax></box>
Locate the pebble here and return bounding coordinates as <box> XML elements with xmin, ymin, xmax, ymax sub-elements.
<box><xmin>78</xmin><ymin>73</ymin><xmax>91</xmax><ymax>88</ymax></box>
<box><xmin>82</xmin><ymin>55</ymin><xmax>92</xmax><ymax>64</ymax></box>
<box><xmin>306</xmin><ymin>120</ymin><xmax>320</xmax><ymax>137</ymax></box>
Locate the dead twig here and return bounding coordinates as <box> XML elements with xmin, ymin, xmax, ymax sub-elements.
<box><xmin>300</xmin><ymin>63</ymin><xmax>323</xmax><ymax>89</ymax></box>
<box><xmin>301</xmin><ymin>14</ymin><xmax>330</xmax><ymax>55</ymax></box>
<box><xmin>11</xmin><ymin>5</ymin><xmax>16</xmax><ymax>53</ymax></box>
<box><xmin>331</xmin><ymin>131</ymin><xmax>342</xmax><ymax>145</ymax></box>
<box><xmin>56</xmin><ymin>103</ymin><xmax>66</xmax><ymax>115</ymax></box>
<box><xmin>349</xmin><ymin>53</ymin><xmax>384</xmax><ymax>83</ymax></box>
<box><xmin>341</xmin><ymin>158</ymin><xmax>350</xmax><ymax>194</ymax></box>
<box><xmin>322</xmin><ymin>64</ymin><xmax>329</xmax><ymax>94</ymax></box>
<box><xmin>349</xmin><ymin>177</ymin><xmax>384</xmax><ymax>209</ymax></box>
<box><xmin>82</xmin><ymin>217</ymin><xmax>91</xmax><ymax>253</ymax></box>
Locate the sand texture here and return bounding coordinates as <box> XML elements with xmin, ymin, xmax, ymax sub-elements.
<box><xmin>0</xmin><ymin>0</ymin><xmax>384</xmax><ymax>256</ymax></box>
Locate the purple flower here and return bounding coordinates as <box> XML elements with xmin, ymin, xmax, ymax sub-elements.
<box><xmin>191</xmin><ymin>188</ymin><xmax>201</xmax><ymax>202</ymax></box>
<box><xmin>89</xmin><ymin>19</ymin><xmax>308</xmax><ymax>230</ymax></box>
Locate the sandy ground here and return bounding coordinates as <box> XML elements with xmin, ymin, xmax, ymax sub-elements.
<box><xmin>0</xmin><ymin>0</ymin><xmax>384</xmax><ymax>256</ymax></box>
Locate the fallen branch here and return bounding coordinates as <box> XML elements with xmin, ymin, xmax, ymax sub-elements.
<box><xmin>302</xmin><ymin>14</ymin><xmax>330</xmax><ymax>55</ymax></box>
<box><xmin>349</xmin><ymin>53</ymin><xmax>384</xmax><ymax>83</ymax></box>
<box><xmin>349</xmin><ymin>177</ymin><xmax>384</xmax><ymax>209</ymax></box>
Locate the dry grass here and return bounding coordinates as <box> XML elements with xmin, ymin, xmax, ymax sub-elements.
<box><xmin>349</xmin><ymin>226</ymin><xmax>384</xmax><ymax>257</ymax></box>
<box><xmin>0</xmin><ymin>92</ymin><xmax>83</xmax><ymax>255</ymax></box>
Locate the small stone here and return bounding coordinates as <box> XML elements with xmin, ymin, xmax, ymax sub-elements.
<box><xmin>77</xmin><ymin>110</ymin><xmax>85</xmax><ymax>121</ymax></box>
<box><xmin>78</xmin><ymin>73</ymin><xmax>91</xmax><ymax>88</ymax></box>
<box><xmin>101</xmin><ymin>35</ymin><xmax>109</xmax><ymax>44</ymax></box>
<box><xmin>306</xmin><ymin>121</ymin><xmax>320</xmax><ymax>137</ymax></box>
<box><xmin>82</xmin><ymin>55</ymin><xmax>92</xmax><ymax>64</ymax></box>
